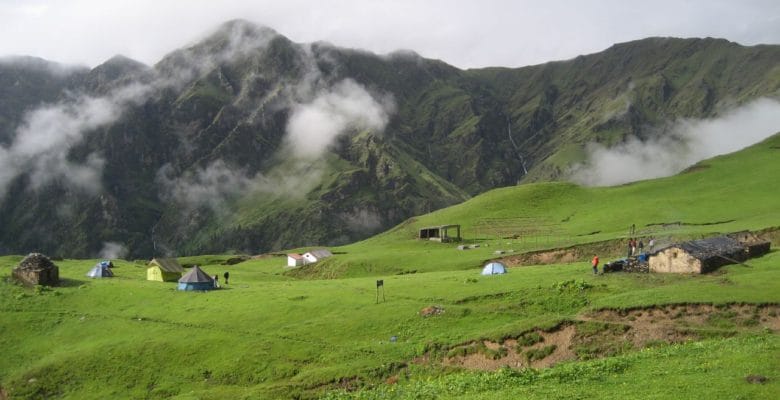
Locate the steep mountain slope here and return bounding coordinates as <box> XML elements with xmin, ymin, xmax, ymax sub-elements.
<box><xmin>0</xmin><ymin>20</ymin><xmax>778</xmax><ymax>257</ymax></box>
<box><xmin>469</xmin><ymin>37</ymin><xmax>780</xmax><ymax>181</ymax></box>
<box><xmin>0</xmin><ymin>56</ymin><xmax>88</xmax><ymax>143</ymax></box>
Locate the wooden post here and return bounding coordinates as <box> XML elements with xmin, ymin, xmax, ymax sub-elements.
<box><xmin>376</xmin><ymin>280</ymin><xmax>385</xmax><ymax>303</ymax></box>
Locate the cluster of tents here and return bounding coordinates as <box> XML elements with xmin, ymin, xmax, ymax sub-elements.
<box><xmin>85</xmin><ymin>256</ymin><xmax>509</xmax><ymax>292</ymax></box>
<box><xmin>85</xmin><ymin>258</ymin><xmax>220</xmax><ymax>292</ymax></box>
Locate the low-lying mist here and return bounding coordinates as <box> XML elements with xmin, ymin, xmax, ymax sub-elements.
<box><xmin>569</xmin><ymin>97</ymin><xmax>780</xmax><ymax>187</ymax></box>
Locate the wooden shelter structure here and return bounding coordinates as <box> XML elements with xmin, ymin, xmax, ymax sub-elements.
<box><xmin>418</xmin><ymin>224</ymin><xmax>461</xmax><ymax>242</ymax></box>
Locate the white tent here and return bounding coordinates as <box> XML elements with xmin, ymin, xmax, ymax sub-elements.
<box><xmin>481</xmin><ymin>262</ymin><xmax>507</xmax><ymax>275</ymax></box>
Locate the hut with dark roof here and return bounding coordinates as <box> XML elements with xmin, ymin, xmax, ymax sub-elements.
<box><xmin>13</xmin><ymin>253</ymin><xmax>59</xmax><ymax>286</ymax></box>
<box><xmin>177</xmin><ymin>265</ymin><xmax>216</xmax><ymax>291</ymax></box>
<box><xmin>649</xmin><ymin>236</ymin><xmax>747</xmax><ymax>274</ymax></box>
<box><xmin>727</xmin><ymin>231</ymin><xmax>771</xmax><ymax>258</ymax></box>
<box><xmin>146</xmin><ymin>258</ymin><xmax>184</xmax><ymax>282</ymax></box>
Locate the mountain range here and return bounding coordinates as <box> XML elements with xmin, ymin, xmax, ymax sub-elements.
<box><xmin>0</xmin><ymin>20</ymin><xmax>778</xmax><ymax>258</ymax></box>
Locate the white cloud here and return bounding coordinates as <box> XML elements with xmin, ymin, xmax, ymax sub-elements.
<box><xmin>0</xmin><ymin>84</ymin><xmax>151</xmax><ymax>197</ymax></box>
<box><xmin>98</xmin><ymin>241</ymin><xmax>129</xmax><ymax>259</ymax></box>
<box><xmin>569</xmin><ymin>98</ymin><xmax>780</xmax><ymax>186</ymax></box>
<box><xmin>285</xmin><ymin>79</ymin><xmax>394</xmax><ymax>159</ymax></box>
<box><xmin>0</xmin><ymin>1</ymin><xmax>777</xmax><ymax>69</ymax></box>
<box><xmin>156</xmin><ymin>160</ymin><xmax>256</xmax><ymax>213</ymax></box>
<box><xmin>0</xmin><ymin>23</ymin><xmax>282</xmax><ymax>200</ymax></box>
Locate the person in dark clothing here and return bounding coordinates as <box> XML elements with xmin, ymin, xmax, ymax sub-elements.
<box><xmin>223</xmin><ymin>271</ymin><xmax>230</xmax><ymax>285</ymax></box>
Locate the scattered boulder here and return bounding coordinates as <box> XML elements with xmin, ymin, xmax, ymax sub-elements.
<box><xmin>12</xmin><ymin>253</ymin><xmax>59</xmax><ymax>287</ymax></box>
<box><xmin>419</xmin><ymin>306</ymin><xmax>445</xmax><ymax>317</ymax></box>
<box><xmin>745</xmin><ymin>375</ymin><xmax>768</xmax><ymax>384</ymax></box>
<box><xmin>222</xmin><ymin>256</ymin><xmax>249</xmax><ymax>265</ymax></box>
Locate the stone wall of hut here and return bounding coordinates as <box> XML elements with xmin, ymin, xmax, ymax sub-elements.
<box><xmin>649</xmin><ymin>247</ymin><xmax>703</xmax><ymax>273</ymax></box>
<box><xmin>12</xmin><ymin>267</ymin><xmax>59</xmax><ymax>287</ymax></box>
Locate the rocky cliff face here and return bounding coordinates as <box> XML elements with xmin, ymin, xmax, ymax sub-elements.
<box><xmin>0</xmin><ymin>20</ymin><xmax>778</xmax><ymax>257</ymax></box>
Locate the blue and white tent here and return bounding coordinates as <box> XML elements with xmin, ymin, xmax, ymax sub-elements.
<box><xmin>481</xmin><ymin>261</ymin><xmax>507</xmax><ymax>275</ymax></box>
<box><xmin>86</xmin><ymin>261</ymin><xmax>114</xmax><ymax>278</ymax></box>
<box><xmin>177</xmin><ymin>265</ymin><xmax>216</xmax><ymax>291</ymax></box>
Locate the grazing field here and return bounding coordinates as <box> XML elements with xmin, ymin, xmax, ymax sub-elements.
<box><xmin>1</xmin><ymin>251</ymin><xmax>779</xmax><ymax>399</ymax></box>
<box><xmin>1</xmin><ymin>134</ymin><xmax>779</xmax><ymax>399</ymax></box>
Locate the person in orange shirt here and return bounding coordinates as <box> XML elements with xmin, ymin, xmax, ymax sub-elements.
<box><xmin>592</xmin><ymin>255</ymin><xmax>599</xmax><ymax>275</ymax></box>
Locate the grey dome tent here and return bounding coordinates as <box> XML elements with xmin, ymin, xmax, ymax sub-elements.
<box><xmin>481</xmin><ymin>261</ymin><xmax>507</xmax><ymax>275</ymax></box>
<box><xmin>177</xmin><ymin>265</ymin><xmax>216</xmax><ymax>291</ymax></box>
<box><xmin>86</xmin><ymin>261</ymin><xmax>114</xmax><ymax>278</ymax></box>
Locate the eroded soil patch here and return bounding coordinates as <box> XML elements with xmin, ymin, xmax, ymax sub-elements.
<box><xmin>439</xmin><ymin>303</ymin><xmax>780</xmax><ymax>371</ymax></box>
<box><xmin>498</xmin><ymin>227</ymin><xmax>780</xmax><ymax>267</ymax></box>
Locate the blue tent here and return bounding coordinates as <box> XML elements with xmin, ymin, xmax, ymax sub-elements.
<box><xmin>86</xmin><ymin>261</ymin><xmax>114</xmax><ymax>278</ymax></box>
<box><xmin>481</xmin><ymin>261</ymin><xmax>507</xmax><ymax>275</ymax></box>
<box><xmin>177</xmin><ymin>265</ymin><xmax>216</xmax><ymax>291</ymax></box>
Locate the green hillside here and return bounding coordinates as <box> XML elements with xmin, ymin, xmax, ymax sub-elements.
<box><xmin>1</xmin><ymin>21</ymin><xmax>779</xmax><ymax>258</ymax></box>
<box><xmin>1</xmin><ymin>134</ymin><xmax>779</xmax><ymax>399</ymax></box>
<box><xmin>297</xmin><ymin>132</ymin><xmax>780</xmax><ymax>278</ymax></box>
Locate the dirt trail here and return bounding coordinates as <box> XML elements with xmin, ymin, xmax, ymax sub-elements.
<box><xmin>439</xmin><ymin>303</ymin><xmax>780</xmax><ymax>371</ymax></box>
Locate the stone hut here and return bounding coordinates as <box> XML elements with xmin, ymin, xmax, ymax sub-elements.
<box><xmin>12</xmin><ymin>253</ymin><xmax>60</xmax><ymax>287</ymax></box>
<box><xmin>649</xmin><ymin>236</ymin><xmax>747</xmax><ymax>274</ymax></box>
<box><xmin>727</xmin><ymin>231</ymin><xmax>771</xmax><ymax>258</ymax></box>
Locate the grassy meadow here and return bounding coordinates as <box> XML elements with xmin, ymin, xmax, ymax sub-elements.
<box><xmin>1</xmin><ymin>134</ymin><xmax>779</xmax><ymax>399</ymax></box>
<box><xmin>2</xmin><ymin>251</ymin><xmax>779</xmax><ymax>399</ymax></box>
<box><xmin>302</xmin><ymin>132</ymin><xmax>780</xmax><ymax>278</ymax></box>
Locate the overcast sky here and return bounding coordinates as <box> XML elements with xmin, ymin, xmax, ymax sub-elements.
<box><xmin>1</xmin><ymin>0</ymin><xmax>779</xmax><ymax>69</ymax></box>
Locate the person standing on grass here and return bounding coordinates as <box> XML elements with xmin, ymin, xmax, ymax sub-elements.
<box><xmin>648</xmin><ymin>237</ymin><xmax>655</xmax><ymax>252</ymax></box>
<box><xmin>213</xmin><ymin>275</ymin><xmax>219</xmax><ymax>288</ymax></box>
<box><xmin>592</xmin><ymin>254</ymin><xmax>599</xmax><ymax>275</ymax></box>
<box><xmin>223</xmin><ymin>271</ymin><xmax>230</xmax><ymax>285</ymax></box>
<box><xmin>627</xmin><ymin>239</ymin><xmax>633</xmax><ymax>258</ymax></box>
<box><xmin>638</xmin><ymin>239</ymin><xmax>644</xmax><ymax>254</ymax></box>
